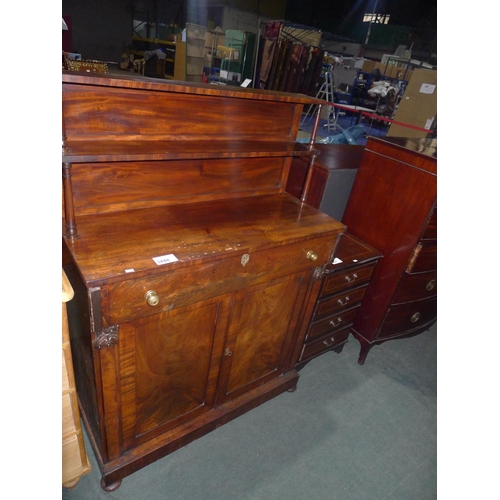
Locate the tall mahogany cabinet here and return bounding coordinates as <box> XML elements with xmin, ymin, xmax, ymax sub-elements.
<box><xmin>341</xmin><ymin>136</ymin><xmax>437</xmax><ymax>364</ymax></box>
<box><xmin>61</xmin><ymin>72</ymin><xmax>344</xmax><ymax>490</ymax></box>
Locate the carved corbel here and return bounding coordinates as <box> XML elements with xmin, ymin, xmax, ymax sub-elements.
<box><xmin>93</xmin><ymin>325</ymin><xmax>119</xmax><ymax>349</ymax></box>
<box><xmin>312</xmin><ymin>265</ymin><xmax>327</xmax><ymax>281</ymax></box>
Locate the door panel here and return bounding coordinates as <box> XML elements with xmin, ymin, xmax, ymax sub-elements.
<box><xmin>115</xmin><ymin>297</ymin><xmax>229</xmax><ymax>453</ymax></box>
<box><xmin>220</xmin><ymin>273</ymin><xmax>306</xmax><ymax>401</ymax></box>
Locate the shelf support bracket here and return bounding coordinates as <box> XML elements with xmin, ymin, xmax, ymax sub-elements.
<box><xmin>62</xmin><ymin>161</ymin><xmax>79</xmax><ymax>241</ymax></box>
<box><xmin>300</xmin><ymin>104</ymin><xmax>322</xmax><ymax>205</ymax></box>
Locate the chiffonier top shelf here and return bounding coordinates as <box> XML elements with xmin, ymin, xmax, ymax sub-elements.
<box><xmin>62</xmin><ymin>71</ymin><xmax>323</xmax><ymax>163</ymax></box>
<box><xmin>64</xmin><ymin>193</ymin><xmax>343</xmax><ymax>286</ymax></box>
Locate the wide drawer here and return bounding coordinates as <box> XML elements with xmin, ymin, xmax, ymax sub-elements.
<box><xmin>406</xmin><ymin>243</ymin><xmax>436</xmax><ymax>273</ymax></box>
<box><xmin>321</xmin><ymin>262</ymin><xmax>377</xmax><ymax>297</ymax></box>
<box><xmin>307</xmin><ymin>306</ymin><xmax>359</xmax><ymax>342</ymax></box>
<box><xmin>104</xmin><ymin>236</ymin><xmax>334</xmax><ymax>324</ymax></box>
<box><xmin>378</xmin><ymin>296</ymin><xmax>437</xmax><ymax>339</ymax></box>
<box><xmin>314</xmin><ymin>284</ymin><xmax>368</xmax><ymax>320</ymax></box>
<box><xmin>392</xmin><ymin>270</ymin><xmax>437</xmax><ymax>304</ymax></box>
<box><xmin>299</xmin><ymin>327</ymin><xmax>350</xmax><ymax>363</ymax></box>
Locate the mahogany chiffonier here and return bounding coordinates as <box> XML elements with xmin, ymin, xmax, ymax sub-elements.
<box><xmin>341</xmin><ymin>136</ymin><xmax>437</xmax><ymax>364</ymax></box>
<box><xmin>61</xmin><ymin>71</ymin><xmax>345</xmax><ymax>491</ymax></box>
<box><xmin>62</xmin><ymin>269</ymin><xmax>91</xmax><ymax>488</ymax></box>
<box><xmin>296</xmin><ymin>232</ymin><xmax>382</xmax><ymax>368</ymax></box>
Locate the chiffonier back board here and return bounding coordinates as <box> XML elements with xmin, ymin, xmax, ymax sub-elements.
<box><xmin>61</xmin><ymin>71</ymin><xmax>345</xmax><ymax>490</ymax></box>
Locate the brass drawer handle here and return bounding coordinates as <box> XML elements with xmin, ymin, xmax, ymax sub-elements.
<box><xmin>329</xmin><ymin>317</ymin><xmax>342</xmax><ymax>327</ymax></box>
<box><xmin>307</xmin><ymin>251</ymin><xmax>318</xmax><ymax>262</ymax></box>
<box><xmin>337</xmin><ymin>296</ymin><xmax>350</xmax><ymax>306</ymax></box>
<box><xmin>224</xmin><ymin>348</ymin><xmax>233</xmax><ymax>357</ymax></box>
<box><xmin>144</xmin><ymin>290</ymin><xmax>160</xmax><ymax>307</ymax></box>
<box><xmin>345</xmin><ymin>273</ymin><xmax>358</xmax><ymax>283</ymax></box>
<box><xmin>410</xmin><ymin>312</ymin><xmax>421</xmax><ymax>323</ymax></box>
<box><xmin>323</xmin><ymin>336</ymin><xmax>336</xmax><ymax>347</ymax></box>
<box><xmin>426</xmin><ymin>279</ymin><xmax>436</xmax><ymax>291</ymax></box>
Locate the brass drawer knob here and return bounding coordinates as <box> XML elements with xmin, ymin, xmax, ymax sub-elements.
<box><xmin>426</xmin><ymin>279</ymin><xmax>436</xmax><ymax>291</ymax></box>
<box><xmin>306</xmin><ymin>251</ymin><xmax>318</xmax><ymax>262</ymax></box>
<box><xmin>145</xmin><ymin>290</ymin><xmax>160</xmax><ymax>307</ymax></box>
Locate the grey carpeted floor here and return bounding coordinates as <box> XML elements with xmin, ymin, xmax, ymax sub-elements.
<box><xmin>62</xmin><ymin>324</ymin><xmax>437</xmax><ymax>500</ymax></box>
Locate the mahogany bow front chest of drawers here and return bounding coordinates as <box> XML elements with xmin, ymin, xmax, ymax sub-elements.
<box><xmin>341</xmin><ymin>136</ymin><xmax>437</xmax><ymax>364</ymax></box>
<box><xmin>61</xmin><ymin>72</ymin><xmax>345</xmax><ymax>490</ymax></box>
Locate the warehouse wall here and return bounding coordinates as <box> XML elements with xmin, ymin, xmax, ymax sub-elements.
<box><xmin>62</xmin><ymin>0</ymin><xmax>185</xmax><ymax>62</ymax></box>
<box><xmin>206</xmin><ymin>0</ymin><xmax>286</xmax><ymax>20</ymax></box>
<box><xmin>62</xmin><ymin>1</ymin><xmax>286</xmax><ymax>63</ymax></box>
<box><xmin>62</xmin><ymin>0</ymin><xmax>286</xmax><ymax>62</ymax></box>
<box><xmin>211</xmin><ymin>6</ymin><xmax>273</xmax><ymax>34</ymax></box>
<box><xmin>62</xmin><ymin>0</ymin><xmax>132</xmax><ymax>62</ymax></box>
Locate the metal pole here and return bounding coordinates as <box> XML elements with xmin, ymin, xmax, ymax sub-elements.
<box><xmin>252</xmin><ymin>18</ymin><xmax>262</xmax><ymax>89</ymax></box>
<box><xmin>364</xmin><ymin>0</ymin><xmax>379</xmax><ymax>45</ymax></box>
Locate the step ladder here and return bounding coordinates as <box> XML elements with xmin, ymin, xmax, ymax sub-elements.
<box><xmin>300</xmin><ymin>64</ymin><xmax>344</xmax><ymax>134</ymax></box>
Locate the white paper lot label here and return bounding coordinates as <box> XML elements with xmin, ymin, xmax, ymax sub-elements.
<box><xmin>153</xmin><ymin>254</ymin><xmax>179</xmax><ymax>266</ymax></box>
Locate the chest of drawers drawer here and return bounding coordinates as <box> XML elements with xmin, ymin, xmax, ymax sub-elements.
<box><xmin>421</xmin><ymin>207</ymin><xmax>437</xmax><ymax>240</ymax></box>
<box><xmin>378</xmin><ymin>296</ymin><xmax>437</xmax><ymax>339</ymax></box>
<box><xmin>306</xmin><ymin>306</ymin><xmax>360</xmax><ymax>342</ymax></box>
<box><xmin>407</xmin><ymin>243</ymin><xmax>436</xmax><ymax>273</ymax></box>
<box><xmin>103</xmin><ymin>236</ymin><xmax>334</xmax><ymax>324</ymax></box>
<box><xmin>298</xmin><ymin>327</ymin><xmax>350</xmax><ymax>363</ymax></box>
<box><xmin>392</xmin><ymin>270</ymin><xmax>437</xmax><ymax>304</ymax></box>
<box><xmin>321</xmin><ymin>262</ymin><xmax>377</xmax><ymax>296</ymax></box>
<box><xmin>314</xmin><ymin>284</ymin><xmax>369</xmax><ymax>320</ymax></box>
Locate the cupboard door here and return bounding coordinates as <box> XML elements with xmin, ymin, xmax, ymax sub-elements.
<box><xmin>100</xmin><ymin>296</ymin><xmax>229</xmax><ymax>458</ymax></box>
<box><xmin>217</xmin><ymin>272</ymin><xmax>308</xmax><ymax>403</ymax></box>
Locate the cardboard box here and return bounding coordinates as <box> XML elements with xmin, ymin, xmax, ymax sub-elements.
<box><xmin>387</xmin><ymin>65</ymin><xmax>401</xmax><ymax>79</ymax></box>
<box><xmin>393</xmin><ymin>67</ymin><xmax>405</xmax><ymax>80</ymax></box>
<box><xmin>384</xmin><ymin>65</ymin><xmax>394</xmax><ymax>78</ymax></box>
<box><xmin>386</xmin><ymin>68</ymin><xmax>437</xmax><ymax>138</ymax></box>
<box><xmin>373</xmin><ymin>61</ymin><xmax>386</xmax><ymax>75</ymax></box>
<box><xmin>205</xmin><ymin>32</ymin><xmax>214</xmax><ymax>50</ymax></box>
<box><xmin>362</xmin><ymin>60</ymin><xmax>377</xmax><ymax>73</ymax></box>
